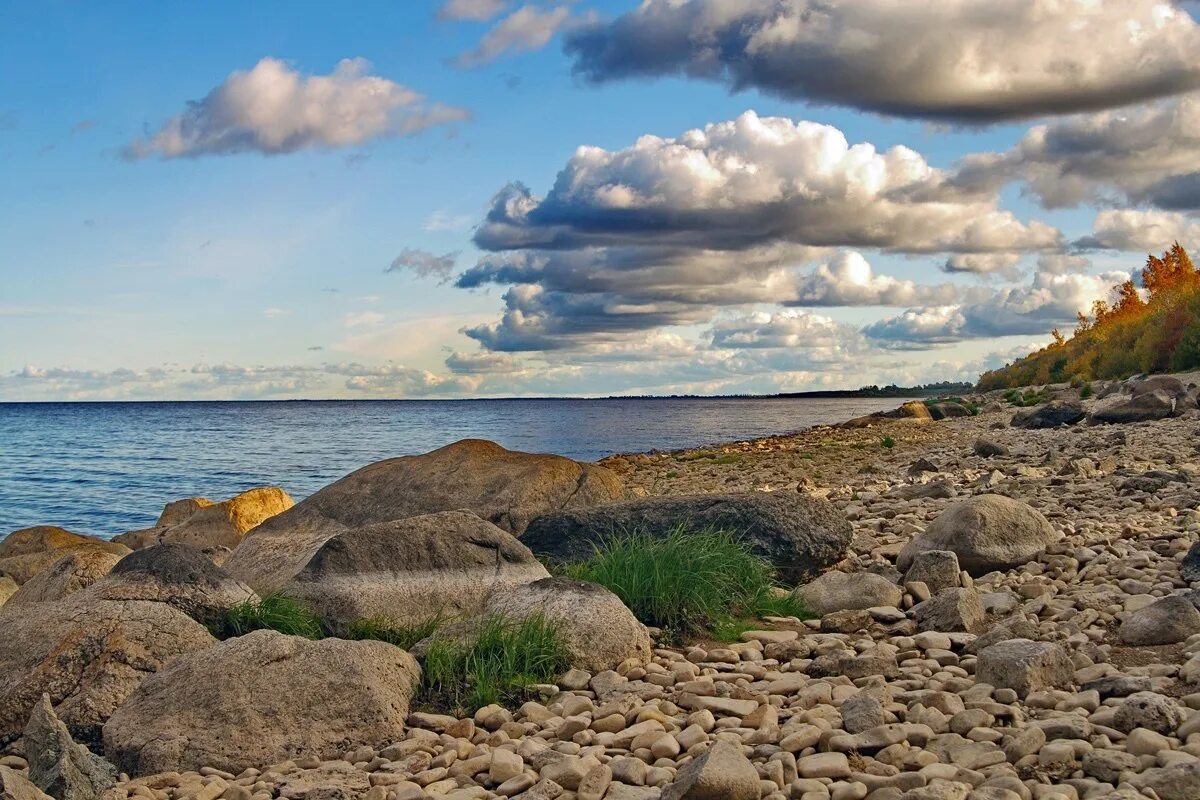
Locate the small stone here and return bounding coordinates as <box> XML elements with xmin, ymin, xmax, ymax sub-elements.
<box><xmin>660</xmin><ymin>741</ymin><xmax>760</xmax><ymax>800</ymax></box>
<box><xmin>976</xmin><ymin>639</ymin><xmax>1074</xmax><ymax>697</ymax></box>
<box><xmin>798</xmin><ymin>753</ymin><xmax>850</xmax><ymax>779</ymax></box>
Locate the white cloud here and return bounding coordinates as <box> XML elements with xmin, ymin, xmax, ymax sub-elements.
<box><xmin>475</xmin><ymin>111</ymin><xmax>1061</xmax><ymax>255</ymax></box>
<box><xmin>566</xmin><ymin>0</ymin><xmax>1200</xmax><ymax>122</ymax></box>
<box><xmin>942</xmin><ymin>253</ymin><xmax>1022</xmax><ymax>279</ymax></box>
<box><xmin>423</xmin><ymin>210</ymin><xmax>473</xmax><ymax>231</ymax></box>
<box><xmin>1075</xmin><ymin>209</ymin><xmax>1200</xmax><ymax>252</ymax></box>
<box><xmin>438</xmin><ymin>0</ymin><xmax>509</xmax><ymax>21</ymax></box>
<box><xmin>124</xmin><ymin>58</ymin><xmax>469</xmax><ymax>159</ymax></box>
<box><xmin>792</xmin><ymin>252</ymin><xmax>960</xmax><ymax>306</ymax></box>
<box><xmin>958</xmin><ymin>95</ymin><xmax>1200</xmax><ymax>208</ymax></box>
<box><xmin>262</xmin><ymin>307</ymin><xmax>288</xmax><ymax>318</ymax></box>
<box><xmin>455</xmin><ymin>4</ymin><xmax>580</xmax><ymax>67</ymax></box>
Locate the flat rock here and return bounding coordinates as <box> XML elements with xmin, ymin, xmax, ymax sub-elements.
<box><xmin>796</xmin><ymin>570</ymin><xmax>902</xmax><ymax>615</ymax></box>
<box><xmin>224</xmin><ymin>439</ymin><xmax>623</xmax><ymax>592</ymax></box>
<box><xmin>522</xmin><ymin>491</ymin><xmax>852</xmax><ymax>584</ymax></box>
<box><xmin>103</xmin><ymin>630</ymin><xmax>421</xmax><ymax>776</ymax></box>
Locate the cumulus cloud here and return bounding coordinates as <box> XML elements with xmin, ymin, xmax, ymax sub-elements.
<box><xmin>708</xmin><ymin>309</ymin><xmax>859</xmax><ymax>351</ymax></box>
<box><xmin>864</xmin><ymin>270</ymin><xmax>1128</xmax><ymax>347</ymax></box>
<box><xmin>474</xmin><ymin>112</ymin><xmax>1061</xmax><ymax>255</ymax></box>
<box><xmin>1073</xmin><ymin>209</ymin><xmax>1200</xmax><ymax>251</ymax></box>
<box><xmin>958</xmin><ymin>95</ymin><xmax>1200</xmax><ymax>208</ymax></box>
<box><xmin>455</xmin><ymin>4</ymin><xmax>581</xmax><ymax>67</ymax></box>
<box><xmin>565</xmin><ymin>0</ymin><xmax>1200</xmax><ymax>123</ymax></box>
<box><xmin>792</xmin><ymin>252</ymin><xmax>960</xmax><ymax>307</ymax></box>
<box><xmin>386</xmin><ymin>247</ymin><xmax>459</xmax><ymax>280</ymax></box>
<box><xmin>124</xmin><ymin>58</ymin><xmax>469</xmax><ymax>159</ymax></box>
<box><xmin>942</xmin><ymin>253</ymin><xmax>1022</xmax><ymax>279</ymax></box>
<box><xmin>438</xmin><ymin>0</ymin><xmax>509</xmax><ymax>21</ymax></box>
<box><xmin>1</xmin><ymin>363</ymin><xmax>331</xmax><ymax>400</ymax></box>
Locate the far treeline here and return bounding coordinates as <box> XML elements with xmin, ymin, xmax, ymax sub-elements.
<box><xmin>978</xmin><ymin>244</ymin><xmax>1199</xmax><ymax>391</ymax></box>
<box><xmin>777</xmin><ymin>381</ymin><xmax>973</xmax><ymax>399</ymax></box>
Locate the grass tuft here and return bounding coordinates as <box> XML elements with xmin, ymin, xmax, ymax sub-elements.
<box><xmin>880</xmin><ymin>435</ymin><xmax>896</xmax><ymax>449</ymax></box>
<box><xmin>562</xmin><ymin>526</ymin><xmax>807</xmax><ymax>641</ymax></box>
<box><xmin>346</xmin><ymin>615</ymin><xmax>444</xmax><ymax>650</ymax></box>
<box><xmin>420</xmin><ymin>614</ymin><xmax>570</xmax><ymax>715</ymax></box>
<box><xmin>217</xmin><ymin>592</ymin><xmax>324</xmax><ymax>640</ymax></box>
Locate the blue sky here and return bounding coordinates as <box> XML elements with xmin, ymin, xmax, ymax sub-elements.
<box><xmin>3</xmin><ymin>1</ymin><xmax>1199</xmax><ymax>399</ymax></box>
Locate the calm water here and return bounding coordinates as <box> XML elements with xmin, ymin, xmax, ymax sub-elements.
<box><xmin>0</xmin><ymin>397</ymin><xmax>908</xmax><ymax>538</ymax></box>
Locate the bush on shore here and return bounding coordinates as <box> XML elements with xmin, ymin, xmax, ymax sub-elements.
<box><xmin>561</xmin><ymin>526</ymin><xmax>809</xmax><ymax>641</ymax></box>
<box><xmin>421</xmin><ymin>614</ymin><xmax>570</xmax><ymax>714</ymax></box>
<box><xmin>216</xmin><ymin>592</ymin><xmax>324</xmax><ymax>640</ymax></box>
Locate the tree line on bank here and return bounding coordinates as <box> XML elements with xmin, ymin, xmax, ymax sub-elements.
<box><xmin>978</xmin><ymin>244</ymin><xmax>1200</xmax><ymax>390</ymax></box>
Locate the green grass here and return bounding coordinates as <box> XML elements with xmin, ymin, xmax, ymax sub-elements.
<box><xmin>561</xmin><ymin>526</ymin><xmax>807</xmax><ymax>641</ymax></box>
<box><xmin>713</xmin><ymin>454</ymin><xmax>743</xmax><ymax>465</ymax></box>
<box><xmin>217</xmin><ymin>592</ymin><xmax>324</xmax><ymax>640</ymax></box>
<box><xmin>880</xmin><ymin>435</ymin><xmax>896</xmax><ymax>449</ymax></box>
<box><xmin>1004</xmin><ymin>387</ymin><xmax>1050</xmax><ymax>407</ymax></box>
<box><xmin>1079</xmin><ymin>382</ymin><xmax>1094</xmax><ymax>399</ymax></box>
<box><xmin>420</xmin><ymin>614</ymin><xmax>570</xmax><ymax>714</ymax></box>
<box><xmin>346</xmin><ymin>615</ymin><xmax>444</xmax><ymax>650</ymax></box>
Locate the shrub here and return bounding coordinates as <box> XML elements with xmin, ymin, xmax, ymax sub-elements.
<box><xmin>880</xmin><ymin>435</ymin><xmax>896</xmax><ymax>449</ymax></box>
<box><xmin>217</xmin><ymin>592</ymin><xmax>324</xmax><ymax>640</ymax></box>
<box><xmin>420</xmin><ymin>614</ymin><xmax>570</xmax><ymax>714</ymax></box>
<box><xmin>562</xmin><ymin>526</ymin><xmax>807</xmax><ymax>640</ymax></box>
<box><xmin>1079</xmin><ymin>382</ymin><xmax>1094</xmax><ymax>400</ymax></box>
<box><xmin>346</xmin><ymin>615</ymin><xmax>443</xmax><ymax>650</ymax></box>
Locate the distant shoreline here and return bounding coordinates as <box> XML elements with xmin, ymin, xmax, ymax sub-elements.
<box><xmin>0</xmin><ymin>383</ymin><xmax>968</xmax><ymax>405</ymax></box>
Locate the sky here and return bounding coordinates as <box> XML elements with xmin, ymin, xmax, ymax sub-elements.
<box><xmin>3</xmin><ymin>0</ymin><xmax>1200</xmax><ymax>400</ymax></box>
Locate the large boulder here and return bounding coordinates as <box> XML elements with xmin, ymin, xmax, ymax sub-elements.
<box><xmin>927</xmin><ymin>402</ymin><xmax>972</xmax><ymax>420</ymax></box>
<box><xmin>897</xmin><ymin>495</ymin><xmax>1061</xmax><ymax>575</ymax></box>
<box><xmin>1129</xmin><ymin>375</ymin><xmax>1188</xmax><ymax>399</ymax></box>
<box><xmin>1</xmin><ymin>766</ymin><xmax>53</xmax><ymax>800</ymax></box>
<box><xmin>0</xmin><ymin>596</ymin><xmax>216</xmax><ymax>740</ymax></box>
<box><xmin>1090</xmin><ymin>390</ymin><xmax>1177</xmax><ymax>424</ymax></box>
<box><xmin>1010</xmin><ymin>401</ymin><xmax>1085</xmax><ymax>430</ymax></box>
<box><xmin>481</xmin><ymin>577</ymin><xmax>652</xmax><ymax>672</ymax></box>
<box><xmin>283</xmin><ymin>511</ymin><xmax>549</xmax><ymax>635</ymax></box>
<box><xmin>5</xmin><ymin>550</ymin><xmax>124</xmax><ymax>607</ymax></box>
<box><xmin>89</xmin><ymin>544</ymin><xmax>257</xmax><ymax>627</ymax></box>
<box><xmin>102</xmin><ymin>630</ymin><xmax>421</xmax><ymax>776</ymax></box>
<box><xmin>225</xmin><ymin>440</ymin><xmax>624</xmax><ymax>593</ymax></box>
<box><xmin>0</xmin><ymin>527</ymin><xmax>128</xmax><ymax>585</ymax></box>
<box><xmin>521</xmin><ymin>492</ymin><xmax>852</xmax><ymax>584</ymax></box>
<box><xmin>1119</xmin><ymin>595</ymin><xmax>1200</xmax><ymax>646</ymax></box>
<box><xmin>24</xmin><ymin>694</ymin><xmax>118</xmax><ymax>800</ymax></box>
<box><xmin>114</xmin><ymin>487</ymin><xmax>294</xmax><ymax>555</ymax></box>
<box><xmin>796</xmin><ymin>570</ymin><xmax>902</xmax><ymax>615</ymax></box>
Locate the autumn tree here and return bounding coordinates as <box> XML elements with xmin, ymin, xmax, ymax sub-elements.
<box><xmin>1143</xmin><ymin>242</ymin><xmax>1197</xmax><ymax>298</ymax></box>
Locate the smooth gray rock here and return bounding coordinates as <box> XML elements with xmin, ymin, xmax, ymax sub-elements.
<box><xmin>1119</xmin><ymin>595</ymin><xmax>1200</xmax><ymax>646</ymax></box>
<box><xmin>24</xmin><ymin>694</ymin><xmax>117</xmax><ymax>800</ymax></box>
<box><xmin>898</xmin><ymin>494</ymin><xmax>1061</xmax><ymax>575</ymax></box>
<box><xmin>973</xmin><ymin>439</ymin><xmax>1008</xmax><ymax>458</ymax></box>
<box><xmin>1091</xmin><ymin>390</ymin><xmax>1177</xmax><ymax>424</ymax></box>
<box><xmin>796</xmin><ymin>570</ymin><xmax>902</xmax><ymax>616</ymax></box>
<box><xmin>1010</xmin><ymin>401</ymin><xmax>1085</xmax><ymax>430</ymax></box>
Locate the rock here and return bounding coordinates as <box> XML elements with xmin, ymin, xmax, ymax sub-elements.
<box><xmin>1182</xmin><ymin>541</ymin><xmax>1200</xmax><ymax>584</ymax></box>
<box><xmin>973</xmin><ymin>439</ymin><xmax>1008</xmax><ymax>458</ymax></box>
<box><xmin>965</xmin><ymin>615</ymin><xmax>1039</xmax><ymax>655</ymax></box>
<box><xmin>659</xmin><ymin>741</ymin><xmax>760</xmax><ymax>800</ymax></box>
<box><xmin>908</xmin><ymin>458</ymin><xmax>940</xmax><ymax>477</ymax></box>
<box><xmin>975</xmin><ymin>639</ymin><xmax>1073</xmax><ymax>697</ymax></box>
<box><xmin>0</xmin><ymin>577</ymin><xmax>15</xmax><ymax>606</ymax></box>
<box><xmin>840</xmin><ymin>694</ymin><xmax>887</xmax><ymax>734</ymax></box>
<box><xmin>1</xmin><ymin>766</ymin><xmax>53</xmax><ymax>800</ymax></box>
<box><xmin>897</xmin><ymin>495</ymin><xmax>1061</xmax><ymax>575</ymax></box>
<box><xmin>115</xmin><ymin>487</ymin><xmax>294</xmax><ymax>554</ymax></box>
<box><xmin>1113</xmin><ymin>692</ymin><xmax>1186</xmax><ymax>734</ymax></box>
<box><xmin>913</xmin><ymin>589</ymin><xmax>985</xmax><ymax>633</ymax></box>
<box><xmin>1081</xmin><ymin>749</ymin><xmax>1142</xmax><ymax>783</ymax></box>
<box><xmin>1119</xmin><ymin>595</ymin><xmax>1200</xmax><ymax>646</ymax></box>
<box><xmin>927</xmin><ymin>403</ymin><xmax>972</xmax><ymax>421</ymax></box>
<box><xmin>23</xmin><ymin>694</ymin><xmax>117</xmax><ymax>800</ymax></box>
<box><xmin>1010</xmin><ymin>401</ymin><xmax>1085</xmax><ymax>430</ymax></box>
<box><xmin>521</xmin><ymin>491</ymin><xmax>852</xmax><ymax>584</ymax></box>
<box><xmin>904</xmin><ymin>550</ymin><xmax>962</xmax><ymax>594</ymax></box>
<box><xmin>1091</xmin><ymin>390</ymin><xmax>1177</xmax><ymax>424</ymax></box>
<box><xmin>89</xmin><ymin>543</ymin><xmax>257</xmax><ymax>627</ymax></box>
<box><xmin>0</xmin><ymin>595</ymin><xmax>216</xmax><ymax>739</ymax></box>
<box><xmin>1130</xmin><ymin>762</ymin><xmax>1200</xmax><ymax>800</ymax></box>
<box><xmin>281</xmin><ymin>511</ymin><xmax>549</xmax><ymax>635</ymax></box>
<box><xmin>892</xmin><ymin>480</ymin><xmax>957</xmax><ymax>500</ymax></box>
<box><xmin>0</xmin><ymin>527</ymin><xmax>128</xmax><ymax>585</ymax></box>
<box><xmin>103</xmin><ymin>630</ymin><xmax>421</xmax><ymax>776</ymax></box>
<box><xmin>796</xmin><ymin>571</ymin><xmax>902</xmax><ymax>615</ymax></box>
<box><xmin>225</xmin><ymin>439</ymin><xmax>623</xmax><ymax>592</ymax></box>
<box><xmin>1130</xmin><ymin>375</ymin><xmax>1187</xmax><ymax>399</ymax></box>
<box><xmin>480</xmin><ymin>577</ymin><xmax>651</xmax><ymax>672</ymax></box>
<box><xmin>4</xmin><ymin>550</ymin><xmax>123</xmax><ymax>607</ymax></box>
